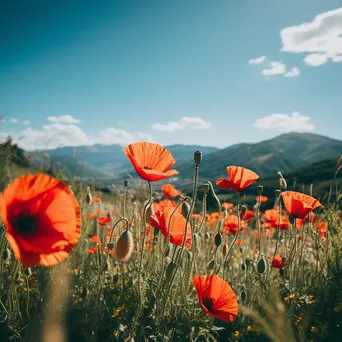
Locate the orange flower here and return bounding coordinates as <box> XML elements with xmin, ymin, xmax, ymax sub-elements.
<box><xmin>150</xmin><ymin>209</ymin><xmax>192</xmax><ymax>250</ymax></box>
<box><xmin>222</xmin><ymin>202</ymin><xmax>234</xmax><ymax>210</ymax></box>
<box><xmin>93</xmin><ymin>197</ymin><xmax>101</xmax><ymax>203</ymax></box>
<box><xmin>224</xmin><ymin>215</ymin><xmax>245</xmax><ymax>236</ymax></box>
<box><xmin>272</xmin><ymin>255</ymin><xmax>286</xmax><ymax>268</ymax></box>
<box><xmin>216</xmin><ymin>166</ymin><xmax>259</xmax><ymax>192</ymax></box>
<box><xmin>256</xmin><ymin>196</ymin><xmax>268</xmax><ymax>203</ymax></box>
<box><xmin>240</xmin><ymin>209</ymin><xmax>254</xmax><ymax>222</ymax></box>
<box><xmin>90</xmin><ymin>235</ymin><xmax>99</xmax><ymax>243</ymax></box>
<box><xmin>281</xmin><ymin>191</ymin><xmax>322</xmax><ymax>219</ymax></box>
<box><xmin>97</xmin><ymin>216</ymin><xmax>111</xmax><ymax>225</ymax></box>
<box><xmin>0</xmin><ymin>174</ymin><xmax>81</xmax><ymax>268</ymax></box>
<box><xmin>96</xmin><ymin>209</ymin><xmax>102</xmax><ymax>215</ymax></box>
<box><xmin>192</xmin><ymin>274</ymin><xmax>238</xmax><ymax>323</ymax></box>
<box><xmin>86</xmin><ymin>214</ymin><xmax>95</xmax><ymax>220</ymax></box>
<box><xmin>161</xmin><ymin>184</ymin><xmax>180</xmax><ymax>198</ymax></box>
<box><xmin>123</xmin><ymin>142</ymin><xmax>179</xmax><ymax>182</ymax></box>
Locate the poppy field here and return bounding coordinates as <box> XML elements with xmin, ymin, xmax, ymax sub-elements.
<box><xmin>0</xmin><ymin>141</ymin><xmax>341</xmax><ymax>342</ymax></box>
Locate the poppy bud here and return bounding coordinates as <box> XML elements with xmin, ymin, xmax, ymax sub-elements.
<box><xmin>241</xmin><ymin>264</ymin><xmax>246</xmax><ymax>271</ymax></box>
<box><xmin>124</xmin><ymin>180</ymin><xmax>129</xmax><ymax>188</ymax></box>
<box><xmin>3</xmin><ymin>248</ymin><xmax>11</xmax><ymax>261</ymax></box>
<box><xmin>202</xmin><ymin>182</ymin><xmax>210</xmax><ymax>194</ymax></box>
<box><xmin>145</xmin><ymin>205</ymin><xmax>152</xmax><ymax>223</ymax></box>
<box><xmin>204</xmin><ymin>232</ymin><xmax>210</xmax><ymax>240</ymax></box>
<box><xmin>279</xmin><ymin>268</ymin><xmax>287</xmax><ymax>277</ymax></box>
<box><xmin>154</xmin><ymin>228</ymin><xmax>160</xmax><ymax>236</ymax></box>
<box><xmin>257</xmin><ymin>258</ymin><xmax>266</xmax><ymax>274</ymax></box>
<box><xmin>116</xmin><ymin>231</ymin><xmax>134</xmax><ymax>262</ymax></box>
<box><xmin>165</xmin><ymin>262</ymin><xmax>177</xmax><ymax>281</ymax></box>
<box><xmin>240</xmin><ymin>290</ymin><xmax>247</xmax><ymax>301</ymax></box>
<box><xmin>214</xmin><ymin>233</ymin><xmax>222</xmax><ymax>247</ymax></box>
<box><xmin>85</xmin><ymin>187</ymin><xmax>92</xmax><ymax>205</ymax></box>
<box><xmin>241</xmin><ymin>205</ymin><xmax>247</xmax><ymax>216</ymax></box>
<box><xmin>113</xmin><ymin>274</ymin><xmax>119</xmax><ymax>284</ymax></box>
<box><xmin>187</xmin><ymin>251</ymin><xmax>193</xmax><ymax>261</ymax></box>
<box><xmin>245</xmin><ymin>258</ymin><xmax>251</xmax><ymax>267</ymax></box>
<box><xmin>81</xmin><ymin>287</ymin><xmax>88</xmax><ymax>298</ymax></box>
<box><xmin>278</xmin><ymin>172</ymin><xmax>287</xmax><ymax>189</ymax></box>
<box><xmin>207</xmin><ymin>259</ymin><xmax>215</xmax><ymax>271</ymax></box>
<box><xmin>107</xmin><ymin>243</ymin><xmax>115</xmax><ymax>250</ymax></box>
<box><xmin>194</xmin><ymin>151</ymin><xmax>202</xmax><ymax>166</ymax></box>
<box><xmin>257</xmin><ymin>185</ymin><xmax>263</xmax><ymax>196</ymax></box>
<box><xmin>282</xmin><ymin>257</ymin><xmax>286</xmax><ymax>263</ymax></box>
<box><xmin>222</xmin><ymin>243</ymin><xmax>228</xmax><ymax>257</ymax></box>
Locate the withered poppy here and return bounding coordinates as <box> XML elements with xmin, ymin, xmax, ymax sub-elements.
<box><xmin>0</xmin><ymin>174</ymin><xmax>81</xmax><ymax>268</ymax></box>
<box><xmin>216</xmin><ymin>166</ymin><xmax>259</xmax><ymax>192</ymax></box>
<box><xmin>150</xmin><ymin>209</ymin><xmax>192</xmax><ymax>250</ymax></box>
<box><xmin>281</xmin><ymin>191</ymin><xmax>322</xmax><ymax>219</ymax></box>
<box><xmin>192</xmin><ymin>274</ymin><xmax>238</xmax><ymax>322</ymax></box>
<box><xmin>161</xmin><ymin>184</ymin><xmax>180</xmax><ymax>198</ymax></box>
<box><xmin>123</xmin><ymin>142</ymin><xmax>179</xmax><ymax>182</ymax></box>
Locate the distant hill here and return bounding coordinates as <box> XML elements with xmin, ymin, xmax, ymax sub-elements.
<box><xmin>174</xmin><ymin>133</ymin><xmax>342</xmax><ymax>186</ymax></box>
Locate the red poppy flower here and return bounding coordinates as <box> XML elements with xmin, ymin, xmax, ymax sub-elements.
<box><xmin>224</xmin><ymin>215</ymin><xmax>245</xmax><ymax>236</ymax></box>
<box><xmin>281</xmin><ymin>191</ymin><xmax>322</xmax><ymax>219</ymax></box>
<box><xmin>97</xmin><ymin>216</ymin><xmax>111</xmax><ymax>225</ymax></box>
<box><xmin>216</xmin><ymin>166</ymin><xmax>259</xmax><ymax>192</ymax></box>
<box><xmin>222</xmin><ymin>202</ymin><xmax>234</xmax><ymax>210</ymax></box>
<box><xmin>192</xmin><ymin>274</ymin><xmax>238</xmax><ymax>323</ymax></box>
<box><xmin>123</xmin><ymin>142</ymin><xmax>179</xmax><ymax>182</ymax></box>
<box><xmin>240</xmin><ymin>209</ymin><xmax>254</xmax><ymax>222</ymax></box>
<box><xmin>150</xmin><ymin>209</ymin><xmax>192</xmax><ymax>250</ymax></box>
<box><xmin>93</xmin><ymin>197</ymin><xmax>101</xmax><ymax>203</ymax></box>
<box><xmin>0</xmin><ymin>174</ymin><xmax>81</xmax><ymax>268</ymax></box>
<box><xmin>86</xmin><ymin>214</ymin><xmax>95</xmax><ymax>220</ymax></box>
<box><xmin>296</xmin><ymin>212</ymin><xmax>316</xmax><ymax>230</ymax></box>
<box><xmin>272</xmin><ymin>255</ymin><xmax>286</xmax><ymax>268</ymax></box>
<box><xmin>256</xmin><ymin>196</ymin><xmax>268</xmax><ymax>203</ymax></box>
<box><xmin>161</xmin><ymin>184</ymin><xmax>180</xmax><ymax>198</ymax></box>
<box><xmin>90</xmin><ymin>235</ymin><xmax>99</xmax><ymax>243</ymax></box>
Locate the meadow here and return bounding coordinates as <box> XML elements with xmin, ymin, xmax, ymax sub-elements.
<box><xmin>0</xmin><ymin>139</ymin><xmax>341</xmax><ymax>342</ymax></box>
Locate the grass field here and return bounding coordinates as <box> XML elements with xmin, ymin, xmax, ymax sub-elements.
<box><xmin>0</xmin><ymin>140</ymin><xmax>341</xmax><ymax>342</ymax></box>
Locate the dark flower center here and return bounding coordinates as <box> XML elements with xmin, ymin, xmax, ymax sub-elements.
<box><xmin>143</xmin><ymin>166</ymin><xmax>152</xmax><ymax>170</ymax></box>
<box><xmin>202</xmin><ymin>298</ymin><xmax>213</xmax><ymax>311</ymax></box>
<box><xmin>13</xmin><ymin>215</ymin><xmax>38</xmax><ymax>236</ymax></box>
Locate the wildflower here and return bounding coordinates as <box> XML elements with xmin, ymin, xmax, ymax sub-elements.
<box><xmin>256</xmin><ymin>196</ymin><xmax>268</xmax><ymax>203</ymax></box>
<box><xmin>161</xmin><ymin>184</ymin><xmax>180</xmax><ymax>198</ymax></box>
<box><xmin>247</xmin><ymin>326</ymin><xmax>253</xmax><ymax>333</ymax></box>
<box><xmin>93</xmin><ymin>197</ymin><xmax>101</xmax><ymax>203</ymax></box>
<box><xmin>90</xmin><ymin>235</ymin><xmax>100</xmax><ymax>243</ymax></box>
<box><xmin>233</xmin><ymin>331</ymin><xmax>240</xmax><ymax>339</ymax></box>
<box><xmin>311</xmin><ymin>326</ymin><xmax>318</xmax><ymax>334</ymax></box>
<box><xmin>192</xmin><ymin>274</ymin><xmax>238</xmax><ymax>322</ymax></box>
<box><xmin>150</xmin><ymin>209</ymin><xmax>192</xmax><ymax>250</ymax></box>
<box><xmin>281</xmin><ymin>191</ymin><xmax>322</xmax><ymax>219</ymax></box>
<box><xmin>224</xmin><ymin>215</ymin><xmax>245</xmax><ymax>236</ymax></box>
<box><xmin>284</xmin><ymin>294</ymin><xmax>295</xmax><ymax>302</ymax></box>
<box><xmin>216</xmin><ymin>166</ymin><xmax>259</xmax><ymax>192</ymax></box>
<box><xmin>0</xmin><ymin>174</ymin><xmax>81</xmax><ymax>268</ymax></box>
<box><xmin>86</xmin><ymin>214</ymin><xmax>95</xmax><ymax>220</ymax></box>
<box><xmin>222</xmin><ymin>202</ymin><xmax>234</xmax><ymax>210</ymax></box>
<box><xmin>122</xmin><ymin>142</ymin><xmax>179</xmax><ymax>182</ymax></box>
<box><xmin>97</xmin><ymin>216</ymin><xmax>111</xmax><ymax>225</ymax></box>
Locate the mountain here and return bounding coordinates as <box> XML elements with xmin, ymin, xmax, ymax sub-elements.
<box><xmin>174</xmin><ymin>133</ymin><xmax>342</xmax><ymax>186</ymax></box>
<box><xmin>31</xmin><ymin>143</ymin><xmax>219</xmax><ymax>180</ymax></box>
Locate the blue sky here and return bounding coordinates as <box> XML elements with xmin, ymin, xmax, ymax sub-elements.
<box><xmin>1</xmin><ymin>0</ymin><xmax>341</xmax><ymax>150</ymax></box>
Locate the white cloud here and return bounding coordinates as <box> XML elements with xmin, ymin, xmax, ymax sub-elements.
<box><xmin>284</xmin><ymin>67</ymin><xmax>300</xmax><ymax>77</ymax></box>
<box><xmin>254</xmin><ymin>112</ymin><xmax>315</xmax><ymax>132</ymax></box>
<box><xmin>262</xmin><ymin>61</ymin><xmax>286</xmax><ymax>75</ymax></box>
<box><xmin>152</xmin><ymin>116</ymin><xmax>212</xmax><ymax>132</ymax></box>
<box><xmin>248</xmin><ymin>56</ymin><xmax>266</xmax><ymax>64</ymax></box>
<box><xmin>0</xmin><ymin>118</ymin><xmax>153</xmax><ymax>151</ymax></box>
<box><xmin>280</xmin><ymin>7</ymin><xmax>342</xmax><ymax>66</ymax></box>
<box><xmin>10</xmin><ymin>118</ymin><xmax>19</xmax><ymax>124</ymax></box>
<box><xmin>23</xmin><ymin>120</ymin><xmax>30</xmax><ymax>125</ymax></box>
<box><xmin>47</xmin><ymin>115</ymin><xmax>81</xmax><ymax>124</ymax></box>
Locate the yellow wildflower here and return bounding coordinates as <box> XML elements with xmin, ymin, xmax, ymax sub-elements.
<box><xmin>233</xmin><ymin>331</ymin><xmax>240</xmax><ymax>339</ymax></box>
<box><xmin>311</xmin><ymin>326</ymin><xmax>318</xmax><ymax>334</ymax></box>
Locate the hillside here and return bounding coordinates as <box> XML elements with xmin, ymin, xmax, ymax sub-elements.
<box><xmin>174</xmin><ymin>132</ymin><xmax>342</xmax><ymax>185</ymax></box>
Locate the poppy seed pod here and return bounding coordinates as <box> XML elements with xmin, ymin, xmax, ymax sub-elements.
<box><xmin>241</xmin><ymin>264</ymin><xmax>246</xmax><ymax>271</ymax></box>
<box><xmin>113</xmin><ymin>274</ymin><xmax>119</xmax><ymax>284</ymax></box>
<box><xmin>257</xmin><ymin>258</ymin><xmax>266</xmax><ymax>274</ymax></box>
<box><xmin>107</xmin><ymin>243</ymin><xmax>115</xmax><ymax>250</ymax></box>
<box><xmin>116</xmin><ymin>230</ymin><xmax>134</xmax><ymax>262</ymax></box>
<box><xmin>222</xmin><ymin>243</ymin><xmax>228</xmax><ymax>257</ymax></box>
<box><xmin>145</xmin><ymin>205</ymin><xmax>153</xmax><ymax>223</ymax></box>
<box><xmin>81</xmin><ymin>287</ymin><xmax>88</xmax><ymax>298</ymax></box>
<box><xmin>204</xmin><ymin>232</ymin><xmax>210</xmax><ymax>240</ymax></box>
<box><xmin>245</xmin><ymin>258</ymin><xmax>251</xmax><ymax>267</ymax></box>
<box><xmin>202</xmin><ymin>182</ymin><xmax>210</xmax><ymax>194</ymax></box>
<box><xmin>214</xmin><ymin>233</ymin><xmax>222</xmax><ymax>247</ymax></box>
<box><xmin>124</xmin><ymin>179</ymin><xmax>129</xmax><ymax>188</ymax></box>
<box><xmin>194</xmin><ymin>151</ymin><xmax>202</xmax><ymax>166</ymax></box>
<box><xmin>85</xmin><ymin>187</ymin><xmax>92</xmax><ymax>205</ymax></box>
<box><xmin>153</xmin><ymin>228</ymin><xmax>160</xmax><ymax>236</ymax></box>
<box><xmin>241</xmin><ymin>205</ymin><xmax>247</xmax><ymax>216</ymax></box>
<box><xmin>165</xmin><ymin>261</ymin><xmax>177</xmax><ymax>281</ymax></box>
<box><xmin>257</xmin><ymin>185</ymin><xmax>263</xmax><ymax>196</ymax></box>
